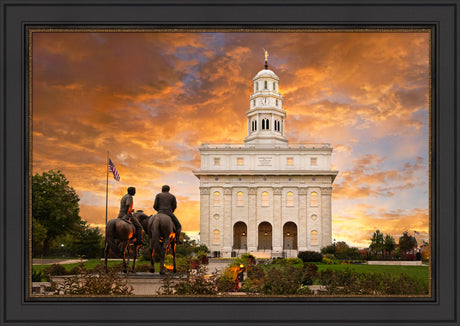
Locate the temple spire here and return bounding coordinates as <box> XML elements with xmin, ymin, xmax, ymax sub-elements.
<box><xmin>264</xmin><ymin>49</ymin><xmax>269</xmax><ymax>69</ymax></box>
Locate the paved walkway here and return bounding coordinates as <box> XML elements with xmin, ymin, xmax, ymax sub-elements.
<box><xmin>32</xmin><ymin>258</ymin><xmax>87</xmax><ymax>265</ymax></box>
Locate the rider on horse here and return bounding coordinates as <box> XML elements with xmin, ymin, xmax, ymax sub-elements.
<box><xmin>118</xmin><ymin>186</ymin><xmax>144</xmax><ymax>246</ymax></box>
<box><xmin>153</xmin><ymin>185</ymin><xmax>182</xmax><ymax>244</ymax></box>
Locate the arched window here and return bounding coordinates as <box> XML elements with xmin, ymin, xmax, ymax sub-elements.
<box><xmin>276</xmin><ymin>99</ymin><xmax>278</xmax><ymax>106</ymax></box>
<box><xmin>237</xmin><ymin>192</ymin><xmax>244</xmax><ymax>206</ymax></box>
<box><xmin>213</xmin><ymin>191</ymin><xmax>221</xmax><ymax>206</ymax></box>
<box><xmin>261</xmin><ymin>192</ymin><xmax>269</xmax><ymax>206</ymax></box>
<box><xmin>213</xmin><ymin>230</ymin><xmax>220</xmax><ymax>244</ymax></box>
<box><xmin>254</xmin><ymin>120</ymin><xmax>257</xmax><ymax>130</ymax></box>
<box><xmin>262</xmin><ymin>118</ymin><xmax>270</xmax><ymax>130</ymax></box>
<box><xmin>255</xmin><ymin>82</ymin><xmax>258</xmax><ymax>91</ymax></box>
<box><xmin>286</xmin><ymin>192</ymin><xmax>294</xmax><ymax>206</ymax></box>
<box><xmin>264</xmin><ymin>81</ymin><xmax>268</xmax><ymax>89</ymax></box>
<box><xmin>273</xmin><ymin>81</ymin><xmax>276</xmax><ymax>90</ymax></box>
<box><xmin>311</xmin><ymin>230</ymin><xmax>318</xmax><ymax>245</ymax></box>
<box><xmin>310</xmin><ymin>192</ymin><xmax>318</xmax><ymax>206</ymax></box>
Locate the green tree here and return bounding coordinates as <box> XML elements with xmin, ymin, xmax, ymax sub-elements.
<box><xmin>383</xmin><ymin>234</ymin><xmax>396</xmax><ymax>259</ymax></box>
<box><xmin>73</xmin><ymin>221</ymin><xmax>104</xmax><ymax>258</ymax></box>
<box><xmin>32</xmin><ymin>217</ymin><xmax>47</xmax><ymax>256</ymax></box>
<box><xmin>321</xmin><ymin>245</ymin><xmax>337</xmax><ymax>256</ymax></box>
<box><xmin>32</xmin><ymin>170</ymin><xmax>81</xmax><ymax>255</ymax></box>
<box><xmin>399</xmin><ymin>231</ymin><xmax>417</xmax><ymax>257</ymax></box>
<box><xmin>369</xmin><ymin>230</ymin><xmax>384</xmax><ymax>258</ymax></box>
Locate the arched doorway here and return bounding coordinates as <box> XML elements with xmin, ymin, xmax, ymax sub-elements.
<box><xmin>258</xmin><ymin>222</ymin><xmax>272</xmax><ymax>251</ymax></box>
<box><xmin>233</xmin><ymin>222</ymin><xmax>247</xmax><ymax>250</ymax></box>
<box><xmin>283</xmin><ymin>222</ymin><xmax>298</xmax><ymax>250</ymax></box>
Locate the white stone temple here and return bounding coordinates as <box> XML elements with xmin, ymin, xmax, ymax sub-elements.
<box><xmin>193</xmin><ymin>53</ymin><xmax>338</xmax><ymax>258</ymax></box>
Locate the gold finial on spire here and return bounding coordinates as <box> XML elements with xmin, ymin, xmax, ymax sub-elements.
<box><xmin>263</xmin><ymin>48</ymin><xmax>269</xmax><ymax>69</ymax></box>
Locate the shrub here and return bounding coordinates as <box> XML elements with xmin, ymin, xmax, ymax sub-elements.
<box><xmin>259</xmin><ymin>266</ymin><xmax>304</xmax><ymax>295</ymax></box>
<box><xmin>321</xmin><ymin>245</ymin><xmax>337</xmax><ymax>255</ymax></box>
<box><xmin>405</xmin><ymin>253</ymin><xmax>416</xmax><ymax>261</ymax></box>
<box><xmin>44</xmin><ymin>264</ymin><xmax>68</xmax><ymax>276</ymax></box>
<box><xmin>301</xmin><ymin>263</ymin><xmax>318</xmax><ymax>286</ymax></box>
<box><xmin>317</xmin><ymin>268</ymin><xmax>428</xmax><ymax>295</ymax></box>
<box><xmin>50</xmin><ymin>263</ymin><xmax>133</xmax><ymax>295</ymax></box>
<box><xmin>233</xmin><ymin>253</ymin><xmax>256</xmax><ymax>267</ymax></box>
<box><xmin>157</xmin><ymin>261</ymin><xmax>217</xmax><ymax>295</ymax></box>
<box><xmin>32</xmin><ymin>270</ymin><xmax>44</xmax><ymax>282</ymax></box>
<box><xmin>322</xmin><ymin>257</ymin><xmax>334</xmax><ymax>265</ymax></box>
<box><xmin>216</xmin><ymin>267</ymin><xmax>240</xmax><ymax>292</ymax></box>
<box><xmin>284</xmin><ymin>258</ymin><xmax>303</xmax><ymax>267</ymax></box>
<box><xmin>298</xmin><ymin>251</ymin><xmax>323</xmax><ymax>262</ymax></box>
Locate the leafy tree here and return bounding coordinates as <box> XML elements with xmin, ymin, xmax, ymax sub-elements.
<box><xmin>383</xmin><ymin>234</ymin><xmax>396</xmax><ymax>259</ymax></box>
<box><xmin>369</xmin><ymin>230</ymin><xmax>384</xmax><ymax>258</ymax></box>
<box><xmin>399</xmin><ymin>231</ymin><xmax>417</xmax><ymax>258</ymax></box>
<box><xmin>321</xmin><ymin>245</ymin><xmax>337</xmax><ymax>255</ymax></box>
<box><xmin>73</xmin><ymin>222</ymin><xmax>104</xmax><ymax>258</ymax></box>
<box><xmin>32</xmin><ymin>170</ymin><xmax>81</xmax><ymax>255</ymax></box>
<box><xmin>32</xmin><ymin>217</ymin><xmax>47</xmax><ymax>256</ymax></box>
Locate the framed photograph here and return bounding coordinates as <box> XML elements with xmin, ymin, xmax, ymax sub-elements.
<box><xmin>1</xmin><ymin>1</ymin><xmax>458</xmax><ymax>325</ymax></box>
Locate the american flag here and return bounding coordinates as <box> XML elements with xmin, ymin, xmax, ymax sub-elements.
<box><xmin>108</xmin><ymin>158</ymin><xmax>120</xmax><ymax>181</ymax></box>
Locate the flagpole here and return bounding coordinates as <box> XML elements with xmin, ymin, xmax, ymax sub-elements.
<box><xmin>105</xmin><ymin>151</ymin><xmax>109</xmax><ymax>226</ymax></box>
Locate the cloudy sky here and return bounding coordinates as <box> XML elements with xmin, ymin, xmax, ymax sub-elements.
<box><xmin>32</xmin><ymin>30</ymin><xmax>430</xmax><ymax>248</ymax></box>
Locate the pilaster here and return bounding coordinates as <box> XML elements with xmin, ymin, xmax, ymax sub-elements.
<box><xmin>222</xmin><ymin>187</ymin><xmax>233</xmax><ymax>257</ymax></box>
<box><xmin>272</xmin><ymin>187</ymin><xmax>283</xmax><ymax>255</ymax></box>
<box><xmin>298</xmin><ymin>187</ymin><xmax>308</xmax><ymax>251</ymax></box>
<box><xmin>321</xmin><ymin>187</ymin><xmax>333</xmax><ymax>247</ymax></box>
<box><xmin>247</xmin><ymin>187</ymin><xmax>257</xmax><ymax>253</ymax></box>
<box><xmin>199</xmin><ymin>187</ymin><xmax>210</xmax><ymax>247</ymax></box>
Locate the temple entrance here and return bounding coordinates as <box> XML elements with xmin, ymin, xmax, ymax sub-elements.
<box><xmin>233</xmin><ymin>222</ymin><xmax>247</xmax><ymax>250</ymax></box>
<box><xmin>283</xmin><ymin>222</ymin><xmax>298</xmax><ymax>250</ymax></box>
<box><xmin>257</xmin><ymin>222</ymin><xmax>272</xmax><ymax>251</ymax></box>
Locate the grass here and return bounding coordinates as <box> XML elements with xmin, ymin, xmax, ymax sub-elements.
<box><xmin>315</xmin><ymin>263</ymin><xmax>430</xmax><ymax>287</ymax></box>
<box><xmin>32</xmin><ymin>258</ymin><xmax>158</xmax><ymax>278</ymax></box>
<box><xmin>263</xmin><ymin>260</ymin><xmax>429</xmax><ymax>288</ymax></box>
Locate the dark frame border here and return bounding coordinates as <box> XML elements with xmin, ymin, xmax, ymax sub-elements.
<box><xmin>1</xmin><ymin>1</ymin><xmax>458</xmax><ymax>325</ymax></box>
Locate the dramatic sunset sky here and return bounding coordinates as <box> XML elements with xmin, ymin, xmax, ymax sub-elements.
<box><xmin>32</xmin><ymin>31</ymin><xmax>430</xmax><ymax>248</ymax></box>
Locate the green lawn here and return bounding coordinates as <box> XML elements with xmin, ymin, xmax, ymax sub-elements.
<box><xmin>32</xmin><ymin>259</ymin><xmax>157</xmax><ymax>276</ymax></box>
<box><xmin>315</xmin><ymin>263</ymin><xmax>430</xmax><ymax>287</ymax></box>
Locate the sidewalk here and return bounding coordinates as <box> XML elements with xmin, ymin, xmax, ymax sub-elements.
<box><xmin>32</xmin><ymin>258</ymin><xmax>87</xmax><ymax>265</ymax></box>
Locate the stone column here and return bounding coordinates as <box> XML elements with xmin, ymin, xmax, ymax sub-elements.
<box><xmin>321</xmin><ymin>187</ymin><xmax>333</xmax><ymax>247</ymax></box>
<box><xmin>298</xmin><ymin>187</ymin><xmax>308</xmax><ymax>251</ymax></box>
<box><xmin>199</xmin><ymin>187</ymin><xmax>210</xmax><ymax>248</ymax></box>
<box><xmin>247</xmin><ymin>187</ymin><xmax>257</xmax><ymax>253</ymax></box>
<box><xmin>222</xmin><ymin>187</ymin><xmax>233</xmax><ymax>257</ymax></box>
<box><xmin>272</xmin><ymin>187</ymin><xmax>283</xmax><ymax>256</ymax></box>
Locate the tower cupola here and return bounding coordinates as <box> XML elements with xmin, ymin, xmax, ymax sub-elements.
<box><xmin>245</xmin><ymin>50</ymin><xmax>288</xmax><ymax>147</ymax></box>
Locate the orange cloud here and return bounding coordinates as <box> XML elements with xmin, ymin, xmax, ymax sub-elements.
<box><xmin>32</xmin><ymin>31</ymin><xmax>430</xmax><ymax>242</ymax></box>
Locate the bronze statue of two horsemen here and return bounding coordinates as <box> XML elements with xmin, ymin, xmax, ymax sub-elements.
<box><xmin>104</xmin><ymin>211</ymin><xmax>178</xmax><ymax>274</ymax></box>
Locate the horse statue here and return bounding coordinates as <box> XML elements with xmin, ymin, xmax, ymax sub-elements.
<box><xmin>138</xmin><ymin>213</ymin><xmax>177</xmax><ymax>275</ymax></box>
<box><xmin>104</xmin><ymin>210</ymin><xmax>148</xmax><ymax>273</ymax></box>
